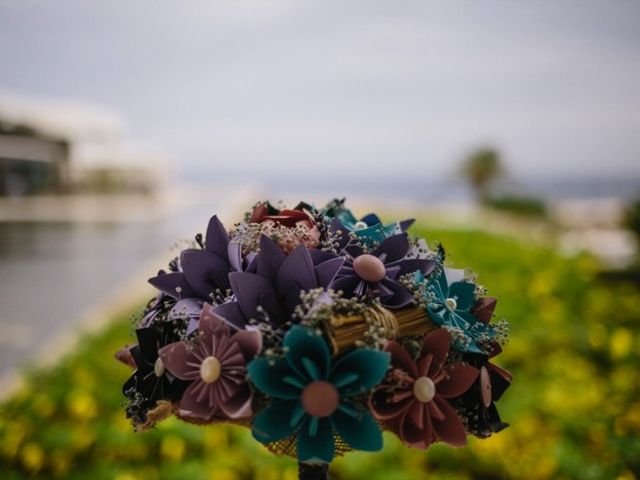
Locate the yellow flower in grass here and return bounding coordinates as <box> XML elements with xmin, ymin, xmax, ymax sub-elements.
<box><xmin>609</xmin><ymin>328</ymin><xmax>633</xmax><ymax>359</ymax></box>
<box><xmin>66</xmin><ymin>389</ymin><xmax>97</xmax><ymax>420</ymax></box>
<box><xmin>160</xmin><ymin>434</ymin><xmax>185</xmax><ymax>462</ymax></box>
<box><xmin>20</xmin><ymin>442</ymin><xmax>44</xmax><ymax>473</ymax></box>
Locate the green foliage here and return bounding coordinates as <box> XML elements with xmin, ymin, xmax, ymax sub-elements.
<box><xmin>483</xmin><ymin>195</ymin><xmax>547</xmax><ymax>217</ymax></box>
<box><xmin>2</xmin><ymin>228</ymin><xmax>639</xmax><ymax>479</ymax></box>
<box><xmin>459</xmin><ymin>148</ymin><xmax>504</xmax><ymax>200</ymax></box>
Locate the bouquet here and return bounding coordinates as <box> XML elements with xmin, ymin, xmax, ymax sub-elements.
<box><xmin>116</xmin><ymin>199</ymin><xmax>512</xmax><ymax>478</ymax></box>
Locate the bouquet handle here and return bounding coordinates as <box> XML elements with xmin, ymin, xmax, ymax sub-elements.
<box><xmin>298</xmin><ymin>462</ymin><xmax>329</xmax><ymax>480</ymax></box>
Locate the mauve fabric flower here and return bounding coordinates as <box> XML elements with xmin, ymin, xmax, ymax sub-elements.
<box><xmin>212</xmin><ymin>235</ymin><xmax>344</xmax><ymax>329</ymax></box>
<box><xmin>330</xmin><ymin>232</ymin><xmax>435</xmax><ymax>309</ymax></box>
<box><xmin>159</xmin><ymin>303</ymin><xmax>262</xmax><ymax>421</ymax></box>
<box><xmin>369</xmin><ymin>329</ymin><xmax>479</xmax><ymax>449</ymax></box>
<box><xmin>149</xmin><ymin>215</ymin><xmax>254</xmax><ymax>302</ymax></box>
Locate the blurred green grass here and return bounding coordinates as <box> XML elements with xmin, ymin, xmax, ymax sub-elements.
<box><xmin>1</xmin><ymin>227</ymin><xmax>639</xmax><ymax>479</ymax></box>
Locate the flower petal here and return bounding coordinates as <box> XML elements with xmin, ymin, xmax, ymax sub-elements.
<box><xmin>276</xmin><ymin>245</ymin><xmax>317</xmax><ymax>312</ymax></box>
<box><xmin>314</xmin><ymin>257</ymin><xmax>345</xmax><ymax>289</ymax></box>
<box><xmin>159</xmin><ymin>341</ymin><xmax>200</xmax><ymax>381</ymax></box>
<box><xmin>199</xmin><ymin>303</ymin><xmax>230</xmax><ymax>338</ymax></box>
<box><xmin>448</xmin><ymin>282</ymin><xmax>476</xmax><ymax>311</ymax></box>
<box><xmin>379</xmin><ymin>280</ymin><xmax>414</xmax><ymax>309</ymax></box>
<box><xmin>369</xmin><ymin>385</ymin><xmax>414</xmax><ymax>421</ymax></box>
<box><xmin>134</xmin><ymin>327</ymin><xmax>161</xmax><ymax>366</ymax></box>
<box><xmin>373</xmin><ymin>233</ymin><xmax>409</xmax><ymax>263</ymax></box>
<box><xmin>471</xmin><ymin>297</ymin><xmax>498</xmax><ymax>323</ymax></box>
<box><xmin>332</xmin><ymin>403</ymin><xmax>383</xmax><ymax>452</ymax></box>
<box><xmin>297</xmin><ymin>416</ymin><xmax>335</xmax><ymax>463</ymax></box>
<box><xmin>178</xmin><ymin>381</ymin><xmax>217</xmax><ymax>421</ymax></box>
<box><xmin>383</xmin><ymin>341</ymin><xmax>417</xmax><ymax>378</ymax></box>
<box><xmin>431</xmin><ymin>396</ymin><xmax>467</xmax><ymax>447</ymax></box>
<box><xmin>283</xmin><ymin>326</ymin><xmax>331</xmax><ymax>382</ymax></box>
<box><xmin>148</xmin><ymin>272</ymin><xmax>197</xmax><ymax>300</ymax></box>
<box><xmin>181</xmin><ymin>249</ymin><xmax>231</xmax><ymax>298</ymax></box>
<box><xmin>437</xmin><ymin>364</ymin><xmax>479</xmax><ymax>398</ymax></box>
<box><xmin>252</xmin><ymin>399</ymin><xmax>301</xmax><ymax>444</ymax></box>
<box><xmin>256</xmin><ymin>235</ymin><xmax>286</xmax><ymax>283</ymax></box>
<box><xmin>330</xmin><ymin>348</ymin><xmax>390</xmax><ymax>397</ymax></box>
<box><xmin>419</xmin><ymin>329</ymin><xmax>450</xmax><ymax>377</ymax></box>
<box><xmin>205</xmin><ymin>215</ymin><xmax>230</xmax><ymax>258</ymax></box>
<box><xmin>211</xmin><ymin>301</ymin><xmax>247</xmax><ymax>330</ymax></box>
<box><xmin>231</xmin><ymin>329</ymin><xmax>262</xmax><ymax>360</ymax></box>
<box><xmin>247</xmin><ymin>357</ymin><xmax>303</xmax><ymax>399</ymax></box>
<box><xmin>219</xmin><ymin>384</ymin><xmax>253</xmax><ymax>419</ymax></box>
<box><xmin>229</xmin><ymin>272</ymin><xmax>282</xmax><ymax>324</ymax></box>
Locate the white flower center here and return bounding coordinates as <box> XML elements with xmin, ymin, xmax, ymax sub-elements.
<box><xmin>200</xmin><ymin>356</ymin><xmax>222</xmax><ymax>384</ymax></box>
<box><xmin>445</xmin><ymin>297</ymin><xmax>458</xmax><ymax>311</ymax></box>
<box><xmin>354</xmin><ymin>221</ymin><xmax>368</xmax><ymax>230</ymax></box>
<box><xmin>153</xmin><ymin>357</ymin><xmax>166</xmax><ymax>377</ymax></box>
<box><xmin>413</xmin><ymin>376</ymin><xmax>436</xmax><ymax>403</ymax></box>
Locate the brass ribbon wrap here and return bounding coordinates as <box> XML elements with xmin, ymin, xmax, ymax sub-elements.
<box><xmin>324</xmin><ymin>305</ymin><xmax>435</xmax><ymax>354</ymax></box>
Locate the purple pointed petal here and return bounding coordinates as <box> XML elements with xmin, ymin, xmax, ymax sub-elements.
<box><xmin>309</xmin><ymin>249</ymin><xmax>337</xmax><ymax>265</ymax></box>
<box><xmin>211</xmin><ymin>301</ymin><xmax>247</xmax><ymax>330</ymax></box>
<box><xmin>181</xmin><ymin>249</ymin><xmax>231</xmax><ymax>298</ymax></box>
<box><xmin>399</xmin><ymin>218</ymin><xmax>415</xmax><ymax>231</ymax></box>
<box><xmin>380</xmin><ymin>280</ymin><xmax>413</xmax><ymax>309</ymax></box>
<box><xmin>227</xmin><ymin>242</ymin><xmax>243</xmax><ymax>272</ymax></box>
<box><xmin>388</xmin><ymin>258</ymin><xmax>436</xmax><ymax>277</ymax></box>
<box><xmin>374</xmin><ymin>233</ymin><xmax>409</xmax><ymax>263</ymax></box>
<box><xmin>229</xmin><ymin>272</ymin><xmax>282</xmax><ymax>323</ymax></box>
<box><xmin>276</xmin><ymin>245</ymin><xmax>317</xmax><ymax>311</ymax></box>
<box><xmin>148</xmin><ymin>272</ymin><xmax>197</xmax><ymax>299</ymax></box>
<box><xmin>257</xmin><ymin>235</ymin><xmax>286</xmax><ymax>283</ymax></box>
<box><xmin>314</xmin><ymin>257</ymin><xmax>345</xmax><ymax>288</ymax></box>
<box><xmin>205</xmin><ymin>215</ymin><xmax>230</xmax><ymax>258</ymax></box>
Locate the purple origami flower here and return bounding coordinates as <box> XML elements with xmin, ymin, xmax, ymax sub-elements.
<box><xmin>159</xmin><ymin>303</ymin><xmax>262</xmax><ymax>421</ymax></box>
<box><xmin>331</xmin><ymin>233</ymin><xmax>435</xmax><ymax>309</ymax></box>
<box><xmin>149</xmin><ymin>215</ymin><xmax>255</xmax><ymax>302</ymax></box>
<box><xmin>212</xmin><ymin>235</ymin><xmax>344</xmax><ymax>329</ymax></box>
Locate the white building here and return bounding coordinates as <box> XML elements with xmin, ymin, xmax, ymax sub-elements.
<box><xmin>0</xmin><ymin>92</ymin><xmax>169</xmax><ymax>196</ymax></box>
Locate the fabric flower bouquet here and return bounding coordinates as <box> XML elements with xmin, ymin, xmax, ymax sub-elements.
<box><xmin>116</xmin><ymin>199</ymin><xmax>512</xmax><ymax>476</ymax></box>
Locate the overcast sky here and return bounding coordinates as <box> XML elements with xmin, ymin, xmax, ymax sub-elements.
<box><xmin>1</xmin><ymin>0</ymin><xmax>639</xmax><ymax>182</ymax></box>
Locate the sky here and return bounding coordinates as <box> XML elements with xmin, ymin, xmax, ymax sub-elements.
<box><xmin>1</xmin><ymin>0</ymin><xmax>640</xmax><ymax>183</ymax></box>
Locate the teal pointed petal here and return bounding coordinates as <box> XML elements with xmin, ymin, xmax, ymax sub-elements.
<box><xmin>252</xmin><ymin>399</ymin><xmax>302</xmax><ymax>444</ymax></box>
<box><xmin>297</xmin><ymin>416</ymin><xmax>335</xmax><ymax>463</ymax></box>
<box><xmin>332</xmin><ymin>403</ymin><xmax>383</xmax><ymax>452</ymax></box>
<box><xmin>248</xmin><ymin>357</ymin><xmax>304</xmax><ymax>399</ymax></box>
<box><xmin>434</xmin><ymin>269</ymin><xmax>449</xmax><ymax>300</ymax></box>
<box><xmin>448</xmin><ymin>281</ymin><xmax>476</xmax><ymax>310</ymax></box>
<box><xmin>284</xmin><ymin>326</ymin><xmax>331</xmax><ymax>382</ymax></box>
<box><xmin>330</xmin><ymin>348</ymin><xmax>390</xmax><ymax>397</ymax></box>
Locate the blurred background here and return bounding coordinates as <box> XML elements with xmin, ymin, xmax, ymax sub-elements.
<box><xmin>1</xmin><ymin>1</ymin><xmax>639</xmax><ymax>479</ymax></box>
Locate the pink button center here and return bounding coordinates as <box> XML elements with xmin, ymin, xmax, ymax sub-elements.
<box><xmin>301</xmin><ymin>381</ymin><xmax>339</xmax><ymax>417</ymax></box>
<box><xmin>353</xmin><ymin>254</ymin><xmax>386</xmax><ymax>283</ymax></box>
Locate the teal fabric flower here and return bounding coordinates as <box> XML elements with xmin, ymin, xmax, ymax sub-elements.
<box><xmin>423</xmin><ymin>269</ymin><xmax>498</xmax><ymax>354</ymax></box>
<box><xmin>248</xmin><ymin>326</ymin><xmax>390</xmax><ymax>463</ymax></box>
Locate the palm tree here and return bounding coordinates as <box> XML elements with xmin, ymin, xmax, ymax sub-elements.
<box><xmin>460</xmin><ymin>148</ymin><xmax>504</xmax><ymax>201</ymax></box>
